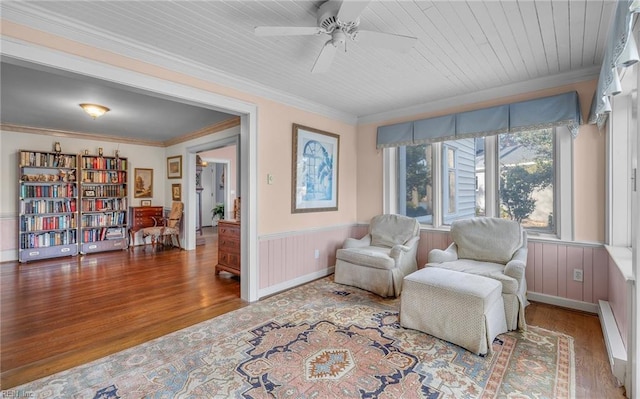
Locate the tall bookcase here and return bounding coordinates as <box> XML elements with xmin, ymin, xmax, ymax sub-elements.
<box><xmin>18</xmin><ymin>150</ymin><xmax>79</xmax><ymax>262</ymax></box>
<box><xmin>79</xmin><ymin>154</ymin><xmax>129</xmax><ymax>253</ymax></box>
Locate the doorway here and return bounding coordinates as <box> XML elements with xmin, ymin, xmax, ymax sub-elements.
<box><xmin>2</xmin><ymin>43</ymin><xmax>259</xmax><ymax>302</ymax></box>
<box><xmin>197</xmin><ymin>146</ymin><xmax>236</xmax><ymax>244</ymax></box>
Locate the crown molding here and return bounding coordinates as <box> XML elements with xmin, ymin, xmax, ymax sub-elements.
<box><xmin>0</xmin><ymin>117</ymin><xmax>240</xmax><ymax>148</ymax></box>
<box><xmin>0</xmin><ymin>123</ymin><xmax>165</xmax><ymax>147</ymax></box>
<box><xmin>162</xmin><ymin>117</ymin><xmax>241</xmax><ymax>147</ymax></box>
<box><xmin>1</xmin><ymin>4</ymin><xmax>358</xmax><ymax>126</ymax></box>
<box><xmin>357</xmin><ymin>67</ymin><xmax>601</xmax><ymax>126</ymax></box>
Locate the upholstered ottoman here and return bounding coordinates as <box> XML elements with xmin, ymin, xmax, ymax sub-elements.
<box><xmin>400</xmin><ymin>267</ymin><xmax>507</xmax><ymax>355</ymax></box>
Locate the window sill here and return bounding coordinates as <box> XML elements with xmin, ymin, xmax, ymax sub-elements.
<box><xmin>604</xmin><ymin>245</ymin><xmax>634</xmax><ymax>282</ymax></box>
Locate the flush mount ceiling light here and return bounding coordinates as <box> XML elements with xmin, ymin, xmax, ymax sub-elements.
<box><xmin>79</xmin><ymin>103</ymin><xmax>110</xmax><ymax>119</ymax></box>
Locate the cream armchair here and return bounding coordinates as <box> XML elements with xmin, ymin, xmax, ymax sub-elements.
<box><xmin>335</xmin><ymin>214</ymin><xmax>420</xmax><ymax>297</ymax></box>
<box><xmin>427</xmin><ymin>217</ymin><xmax>528</xmax><ymax>330</ymax></box>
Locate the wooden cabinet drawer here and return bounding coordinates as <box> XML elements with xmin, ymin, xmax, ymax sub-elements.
<box><xmin>129</xmin><ymin>206</ymin><xmax>163</xmax><ymax>229</ymax></box>
<box><xmin>219</xmin><ymin>237</ymin><xmax>240</xmax><ymax>254</ymax></box>
<box><xmin>216</xmin><ymin>219</ymin><xmax>240</xmax><ymax>276</ymax></box>
<box><xmin>218</xmin><ymin>225</ymin><xmax>239</xmax><ymax>239</ymax></box>
<box><xmin>218</xmin><ymin>252</ymin><xmax>240</xmax><ymax>269</ymax></box>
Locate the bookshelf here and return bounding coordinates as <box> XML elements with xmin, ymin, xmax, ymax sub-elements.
<box><xmin>18</xmin><ymin>150</ymin><xmax>79</xmax><ymax>262</ymax></box>
<box><xmin>79</xmin><ymin>154</ymin><xmax>129</xmax><ymax>253</ymax></box>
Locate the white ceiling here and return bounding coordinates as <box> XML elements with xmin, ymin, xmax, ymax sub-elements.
<box><xmin>0</xmin><ymin>0</ymin><xmax>615</xmax><ymax>138</ymax></box>
<box><xmin>0</xmin><ymin>61</ymin><xmax>237</xmax><ymax>143</ymax></box>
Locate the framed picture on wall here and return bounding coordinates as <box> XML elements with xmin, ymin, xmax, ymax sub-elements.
<box><xmin>134</xmin><ymin>168</ymin><xmax>153</xmax><ymax>198</ymax></box>
<box><xmin>167</xmin><ymin>155</ymin><xmax>182</xmax><ymax>179</ymax></box>
<box><xmin>172</xmin><ymin>183</ymin><xmax>182</xmax><ymax>201</ymax></box>
<box><xmin>291</xmin><ymin>123</ymin><xmax>339</xmax><ymax>213</ymax></box>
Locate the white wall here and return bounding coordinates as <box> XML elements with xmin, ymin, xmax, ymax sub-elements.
<box><xmin>164</xmin><ymin>126</ymin><xmax>240</xmax><ymax>251</ymax></box>
<box><xmin>0</xmin><ymin>129</ymin><xmax>168</xmax><ymax>260</ymax></box>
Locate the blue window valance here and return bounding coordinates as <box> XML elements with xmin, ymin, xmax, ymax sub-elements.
<box><xmin>376</xmin><ymin>91</ymin><xmax>582</xmax><ymax>149</ymax></box>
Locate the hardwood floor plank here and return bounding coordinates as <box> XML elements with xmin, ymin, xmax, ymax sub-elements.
<box><xmin>525</xmin><ymin>301</ymin><xmax>626</xmax><ymax>398</ymax></box>
<box><xmin>1</xmin><ymin>231</ymin><xmax>246</xmax><ymax>389</ymax></box>
<box><xmin>0</xmin><ymin>234</ymin><xmax>628</xmax><ymax>397</ymax></box>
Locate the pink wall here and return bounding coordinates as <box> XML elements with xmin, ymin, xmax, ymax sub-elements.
<box><xmin>258</xmin><ymin>225</ymin><xmax>610</xmax><ymax>306</ymax></box>
<box><xmin>415</xmin><ymin>229</ymin><xmax>608</xmax><ymax>303</ymax></box>
<box><xmin>526</xmin><ymin>242</ymin><xmax>608</xmax><ymax>303</ymax></box>
<box><xmin>608</xmin><ymin>257</ymin><xmax>629</xmax><ymax>348</ymax></box>
<box><xmin>258</xmin><ymin>224</ymin><xmax>366</xmax><ymax>290</ymax></box>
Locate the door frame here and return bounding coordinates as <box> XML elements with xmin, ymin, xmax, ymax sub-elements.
<box><xmin>2</xmin><ymin>38</ymin><xmax>260</xmax><ymax>302</ymax></box>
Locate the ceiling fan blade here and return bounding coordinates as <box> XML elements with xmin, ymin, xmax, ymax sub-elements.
<box><xmin>311</xmin><ymin>41</ymin><xmax>337</xmax><ymax>73</ymax></box>
<box><xmin>254</xmin><ymin>26</ymin><xmax>324</xmax><ymax>36</ymax></box>
<box><xmin>354</xmin><ymin>30</ymin><xmax>417</xmax><ymax>52</ymax></box>
<box><xmin>337</xmin><ymin>0</ymin><xmax>371</xmax><ymax>22</ymax></box>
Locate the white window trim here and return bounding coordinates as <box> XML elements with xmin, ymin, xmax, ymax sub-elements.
<box><xmin>484</xmin><ymin>135</ymin><xmax>498</xmax><ymax>218</ymax></box>
<box><xmin>608</xmin><ymin>65</ymin><xmax>636</xmax><ymax>248</ymax></box>
<box><xmin>384</xmin><ymin>128</ymin><xmax>573</xmax><ymax>239</ymax></box>
<box><xmin>383</xmin><ymin>147</ymin><xmax>397</xmax><ymax>215</ymax></box>
<box><xmin>556</xmin><ymin>125</ymin><xmax>574</xmax><ymax>241</ymax></box>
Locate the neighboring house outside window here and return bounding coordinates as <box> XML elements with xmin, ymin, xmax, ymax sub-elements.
<box><xmin>395</xmin><ymin>128</ymin><xmax>559</xmax><ymax>235</ymax></box>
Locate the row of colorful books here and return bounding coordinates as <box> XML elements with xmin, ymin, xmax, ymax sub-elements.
<box><xmin>20</xmin><ymin>214</ymin><xmax>77</xmax><ymax>232</ymax></box>
<box><xmin>21</xmin><ymin>199</ymin><xmax>77</xmax><ymax>214</ymax></box>
<box><xmin>20</xmin><ymin>230</ymin><xmax>77</xmax><ymax>249</ymax></box>
<box><xmin>81</xmin><ymin>156</ymin><xmax>127</xmax><ymax>171</ymax></box>
<box><xmin>82</xmin><ymin>227</ymin><xmax>125</xmax><ymax>242</ymax></box>
<box><xmin>21</xmin><ymin>184</ymin><xmax>76</xmax><ymax>198</ymax></box>
<box><xmin>80</xmin><ymin>212</ymin><xmax>126</xmax><ymax>227</ymax></box>
<box><xmin>20</xmin><ymin>151</ymin><xmax>76</xmax><ymax>169</ymax></box>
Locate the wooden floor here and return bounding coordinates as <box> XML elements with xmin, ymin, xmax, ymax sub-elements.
<box><xmin>1</xmin><ymin>229</ymin><xmax>246</xmax><ymax>389</ymax></box>
<box><xmin>0</xmin><ymin>233</ymin><xmax>627</xmax><ymax>397</ymax></box>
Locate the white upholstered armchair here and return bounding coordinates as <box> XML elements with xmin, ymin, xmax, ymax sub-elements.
<box><xmin>334</xmin><ymin>214</ymin><xmax>420</xmax><ymax>297</ymax></box>
<box><xmin>426</xmin><ymin>217</ymin><xmax>528</xmax><ymax>330</ymax></box>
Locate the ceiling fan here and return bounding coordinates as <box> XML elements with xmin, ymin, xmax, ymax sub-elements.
<box><xmin>254</xmin><ymin>0</ymin><xmax>417</xmax><ymax>73</ymax></box>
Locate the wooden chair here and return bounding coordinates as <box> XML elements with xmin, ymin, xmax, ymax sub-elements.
<box><xmin>141</xmin><ymin>201</ymin><xmax>183</xmax><ymax>249</ymax></box>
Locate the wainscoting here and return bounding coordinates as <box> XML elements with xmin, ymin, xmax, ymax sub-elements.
<box><xmin>257</xmin><ymin>224</ymin><xmax>367</xmax><ymax>298</ymax></box>
<box><xmin>257</xmin><ymin>225</ymin><xmax>614</xmax><ymax>310</ymax></box>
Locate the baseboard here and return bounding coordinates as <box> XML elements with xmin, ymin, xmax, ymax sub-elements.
<box><xmin>527</xmin><ymin>292</ymin><xmax>599</xmax><ymax>313</ymax></box>
<box><xmin>258</xmin><ymin>267</ymin><xmax>335</xmax><ymax>299</ymax></box>
<box><xmin>1</xmin><ymin>249</ymin><xmax>18</xmax><ymax>263</ymax></box>
<box><xmin>598</xmin><ymin>300</ymin><xmax>627</xmax><ymax>387</ymax></box>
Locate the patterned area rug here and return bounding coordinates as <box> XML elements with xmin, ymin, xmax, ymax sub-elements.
<box><xmin>9</xmin><ymin>276</ymin><xmax>574</xmax><ymax>398</ymax></box>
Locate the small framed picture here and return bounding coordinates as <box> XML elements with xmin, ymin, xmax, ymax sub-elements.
<box><xmin>134</xmin><ymin>168</ymin><xmax>153</xmax><ymax>198</ymax></box>
<box><xmin>172</xmin><ymin>183</ymin><xmax>182</xmax><ymax>201</ymax></box>
<box><xmin>140</xmin><ymin>200</ymin><xmax>152</xmax><ymax>206</ymax></box>
<box><xmin>167</xmin><ymin>155</ymin><xmax>182</xmax><ymax>179</ymax></box>
<box><xmin>83</xmin><ymin>189</ymin><xmax>96</xmax><ymax>197</ymax></box>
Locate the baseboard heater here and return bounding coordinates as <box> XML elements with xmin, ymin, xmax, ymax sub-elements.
<box><xmin>598</xmin><ymin>300</ymin><xmax>627</xmax><ymax>387</ymax></box>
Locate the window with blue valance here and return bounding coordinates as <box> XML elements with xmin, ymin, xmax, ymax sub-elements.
<box><xmin>376</xmin><ymin>91</ymin><xmax>582</xmax><ymax>149</ymax></box>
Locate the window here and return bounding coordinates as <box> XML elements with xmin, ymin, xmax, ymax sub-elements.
<box><xmin>393</xmin><ymin>128</ymin><xmax>566</xmax><ymax>237</ymax></box>
<box><xmin>498</xmin><ymin>129</ymin><xmax>555</xmax><ymax>232</ymax></box>
<box><xmin>397</xmin><ymin>144</ymin><xmax>433</xmax><ymax>224</ymax></box>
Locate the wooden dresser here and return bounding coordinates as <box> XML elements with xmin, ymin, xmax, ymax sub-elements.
<box><xmin>128</xmin><ymin>206</ymin><xmax>163</xmax><ymax>245</ymax></box>
<box><xmin>216</xmin><ymin>219</ymin><xmax>240</xmax><ymax>276</ymax></box>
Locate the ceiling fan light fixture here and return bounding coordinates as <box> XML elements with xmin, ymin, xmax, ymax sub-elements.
<box><xmin>79</xmin><ymin>103</ymin><xmax>110</xmax><ymax>119</ymax></box>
